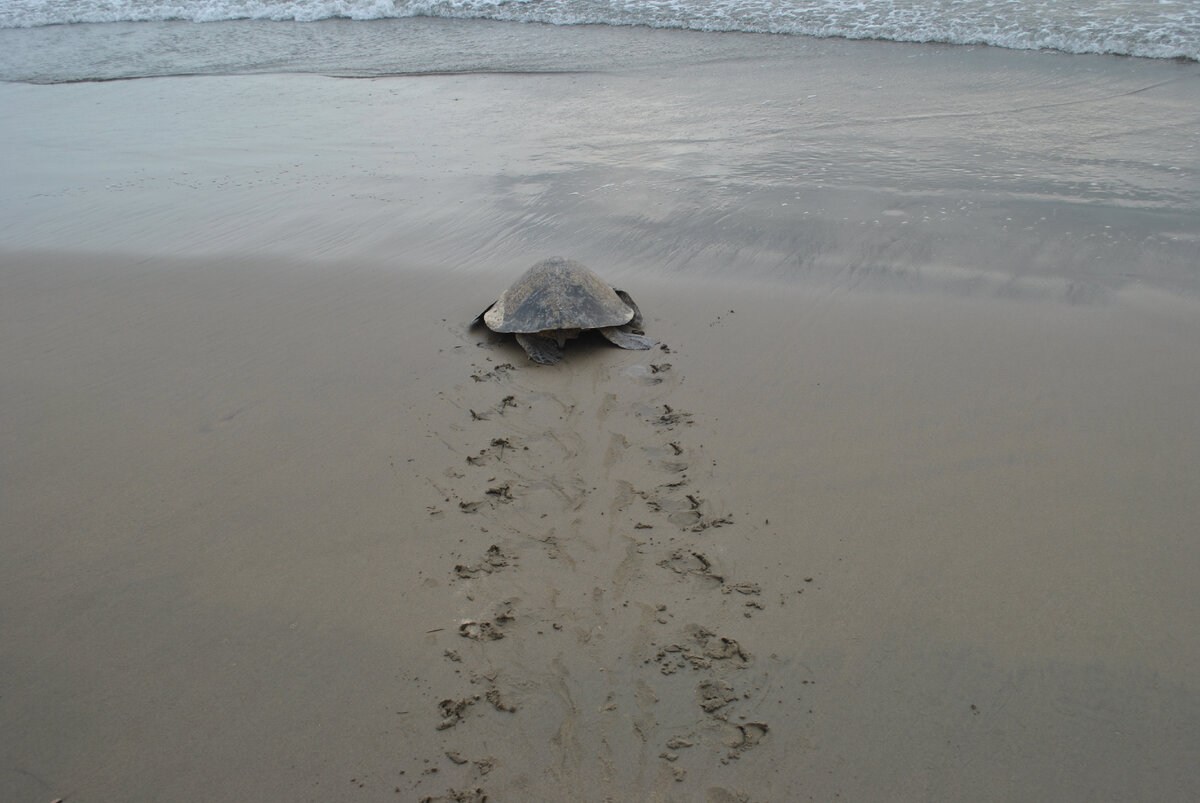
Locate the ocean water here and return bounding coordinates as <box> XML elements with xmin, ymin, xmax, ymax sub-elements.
<box><xmin>0</xmin><ymin>0</ymin><xmax>1198</xmax><ymax>86</ymax></box>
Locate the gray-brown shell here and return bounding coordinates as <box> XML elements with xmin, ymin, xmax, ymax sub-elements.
<box><xmin>483</xmin><ymin>258</ymin><xmax>634</xmax><ymax>333</ymax></box>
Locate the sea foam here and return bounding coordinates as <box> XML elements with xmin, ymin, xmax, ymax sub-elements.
<box><xmin>1</xmin><ymin>0</ymin><xmax>1197</xmax><ymax>61</ymax></box>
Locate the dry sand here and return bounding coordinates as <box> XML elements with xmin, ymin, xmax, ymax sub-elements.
<box><xmin>3</xmin><ymin>29</ymin><xmax>1200</xmax><ymax>802</ymax></box>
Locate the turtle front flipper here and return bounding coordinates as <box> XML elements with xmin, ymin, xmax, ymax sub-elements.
<box><xmin>515</xmin><ymin>332</ymin><xmax>564</xmax><ymax>364</ymax></box>
<box><xmin>471</xmin><ymin>304</ymin><xmax>495</xmax><ymax>327</ymax></box>
<box><xmin>606</xmin><ymin>289</ymin><xmax>657</xmax><ymax>349</ymax></box>
<box><xmin>613</xmin><ymin>289</ymin><xmax>644</xmax><ymax>328</ymax></box>
<box><xmin>599</xmin><ymin>326</ymin><xmax>657</xmax><ymax>350</ymax></box>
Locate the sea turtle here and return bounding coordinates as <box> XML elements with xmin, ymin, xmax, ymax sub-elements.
<box><xmin>478</xmin><ymin>257</ymin><xmax>657</xmax><ymax>364</ymax></box>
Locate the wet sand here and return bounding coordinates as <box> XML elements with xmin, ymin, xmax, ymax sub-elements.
<box><xmin>3</xmin><ymin>27</ymin><xmax>1200</xmax><ymax>802</ymax></box>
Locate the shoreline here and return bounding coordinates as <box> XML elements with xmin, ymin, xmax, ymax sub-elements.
<box><xmin>3</xmin><ymin>39</ymin><xmax>1198</xmax><ymax>297</ymax></box>
<box><xmin>2</xmin><ymin>12</ymin><xmax>1198</xmax><ymax>69</ymax></box>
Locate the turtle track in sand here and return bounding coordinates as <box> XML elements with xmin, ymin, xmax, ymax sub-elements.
<box><xmin>404</xmin><ymin>326</ymin><xmax>797</xmax><ymax>800</ymax></box>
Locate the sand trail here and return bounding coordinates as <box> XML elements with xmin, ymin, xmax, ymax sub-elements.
<box><xmin>410</xmin><ymin>326</ymin><xmax>782</xmax><ymax>801</ymax></box>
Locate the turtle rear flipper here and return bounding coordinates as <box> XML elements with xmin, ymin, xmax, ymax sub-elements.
<box><xmin>599</xmin><ymin>326</ymin><xmax>657</xmax><ymax>350</ymax></box>
<box><xmin>515</xmin><ymin>332</ymin><xmax>564</xmax><ymax>364</ymax></box>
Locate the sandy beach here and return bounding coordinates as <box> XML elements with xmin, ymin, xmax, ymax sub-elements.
<box><xmin>3</xmin><ymin>23</ymin><xmax>1200</xmax><ymax>801</ymax></box>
